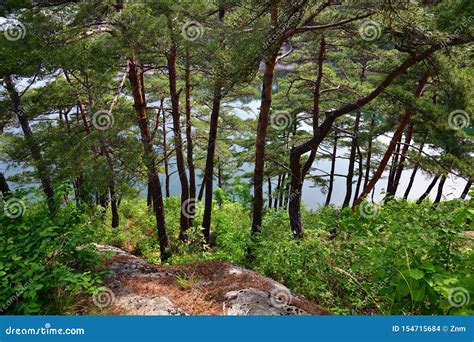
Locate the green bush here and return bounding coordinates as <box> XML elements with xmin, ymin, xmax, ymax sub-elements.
<box><xmin>0</xmin><ymin>194</ymin><xmax>104</xmax><ymax>314</ymax></box>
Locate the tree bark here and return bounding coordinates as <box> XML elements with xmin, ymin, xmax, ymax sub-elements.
<box><xmin>325</xmin><ymin>131</ymin><xmax>338</xmax><ymax>206</ymax></box>
<box><xmin>202</xmin><ymin>81</ymin><xmax>222</xmax><ymax>244</ymax></box>
<box><xmin>128</xmin><ymin>56</ymin><xmax>170</xmax><ymax>261</ymax></box>
<box><xmin>386</xmin><ymin>135</ymin><xmax>402</xmax><ymax>199</ymax></box>
<box><xmin>417</xmin><ymin>175</ymin><xmax>439</xmax><ymax>204</ymax></box>
<box><xmin>3</xmin><ymin>75</ymin><xmax>56</xmax><ymax>213</ymax></box>
<box><xmin>167</xmin><ymin>42</ymin><xmax>191</xmax><ymax>239</ymax></box>
<box><xmin>353</xmin><ymin>72</ymin><xmax>429</xmax><ymax>208</ymax></box>
<box><xmin>433</xmin><ymin>175</ymin><xmax>446</xmax><ymax>204</ymax></box>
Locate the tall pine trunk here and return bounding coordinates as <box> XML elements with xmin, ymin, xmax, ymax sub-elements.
<box><xmin>202</xmin><ymin>81</ymin><xmax>222</xmax><ymax>244</ymax></box>
<box><xmin>251</xmin><ymin>53</ymin><xmax>277</xmax><ymax>234</ymax></box>
<box><xmin>185</xmin><ymin>52</ymin><xmax>196</xmax><ymax>202</ymax></box>
<box><xmin>162</xmin><ymin>109</ymin><xmax>171</xmax><ymax>198</ymax></box>
<box><xmin>167</xmin><ymin>42</ymin><xmax>191</xmax><ymax>239</ymax></box>
<box><xmin>128</xmin><ymin>56</ymin><xmax>170</xmax><ymax>261</ymax></box>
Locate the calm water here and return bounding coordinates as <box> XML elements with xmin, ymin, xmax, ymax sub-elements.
<box><xmin>1</xmin><ymin>100</ymin><xmax>469</xmax><ymax>210</ymax></box>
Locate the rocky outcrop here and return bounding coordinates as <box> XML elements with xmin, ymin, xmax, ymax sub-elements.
<box><xmin>90</xmin><ymin>244</ymin><xmax>329</xmax><ymax>316</ymax></box>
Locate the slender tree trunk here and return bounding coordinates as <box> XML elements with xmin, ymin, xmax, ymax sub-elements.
<box><xmin>386</xmin><ymin>135</ymin><xmax>402</xmax><ymax>199</ymax></box>
<box><xmin>326</xmin><ymin>131</ymin><xmax>338</xmax><ymax>206</ymax></box>
<box><xmin>217</xmin><ymin>157</ymin><xmax>223</xmax><ymax>188</ymax></box>
<box><xmin>433</xmin><ymin>175</ymin><xmax>446</xmax><ymax>204</ymax></box>
<box><xmin>128</xmin><ymin>56</ymin><xmax>170</xmax><ymax>261</ymax></box>
<box><xmin>343</xmin><ymin>110</ymin><xmax>361</xmax><ymax>207</ymax></box>
<box><xmin>198</xmin><ymin>178</ymin><xmax>205</xmax><ymax>201</ymax></box>
<box><xmin>353</xmin><ymin>72</ymin><xmax>429</xmax><ymax>208</ymax></box>
<box><xmin>267</xmin><ymin>177</ymin><xmax>272</xmax><ymax>208</ymax></box>
<box><xmin>403</xmin><ymin>141</ymin><xmax>425</xmax><ymax>200</ymax></box>
<box><xmin>363</xmin><ymin>116</ymin><xmax>375</xmax><ymax>189</ymax></box>
<box><xmin>185</xmin><ymin>52</ymin><xmax>196</xmax><ymax>201</ymax></box>
<box><xmin>353</xmin><ymin>144</ymin><xmax>364</xmax><ymax>206</ymax></box>
<box><xmin>167</xmin><ymin>43</ymin><xmax>191</xmax><ymax>240</ymax></box>
<box><xmin>417</xmin><ymin>175</ymin><xmax>439</xmax><ymax>204</ymax></box>
<box><xmin>251</xmin><ymin>53</ymin><xmax>277</xmax><ymax>234</ymax></box>
<box><xmin>460</xmin><ymin>178</ymin><xmax>472</xmax><ymax>199</ymax></box>
<box><xmin>162</xmin><ymin>109</ymin><xmax>170</xmax><ymax>198</ymax></box>
<box><xmin>273</xmin><ymin>175</ymin><xmax>281</xmax><ymax>209</ymax></box>
<box><xmin>0</xmin><ymin>172</ymin><xmax>11</xmax><ymax>199</ymax></box>
<box><xmin>403</xmin><ymin>165</ymin><xmax>419</xmax><ymax>200</ymax></box>
<box><xmin>202</xmin><ymin>81</ymin><xmax>222</xmax><ymax>244</ymax></box>
<box><xmin>389</xmin><ymin>122</ymin><xmax>414</xmax><ymax>197</ymax></box>
<box><xmin>288</xmin><ymin>38</ymin><xmax>326</xmax><ymax>238</ymax></box>
<box><xmin>147</xmin><ymin>181</ymin><xmax>152</xmax><ymax>207</ymax></box>
<box><xmin>278</xmin><ymin>173</ymin><xmax>286</xmax><ymax>208</ymax></box>
<box><xmin>3</xmin><ymin>75</ymin><xmax>56</xmax><ymax>213</ymax></box>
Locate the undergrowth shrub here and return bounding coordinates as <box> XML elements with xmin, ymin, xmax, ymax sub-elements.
<box><xmin>0</xmin><ymin>192</ymin><xmax>104</xmax><ymax>314</ymax></box>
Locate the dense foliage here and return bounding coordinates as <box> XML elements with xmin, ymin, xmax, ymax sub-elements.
<box><xmin>94</xmin><ymin>190</ymin><xmax>474</xmax><ymax>315</ymax></box>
